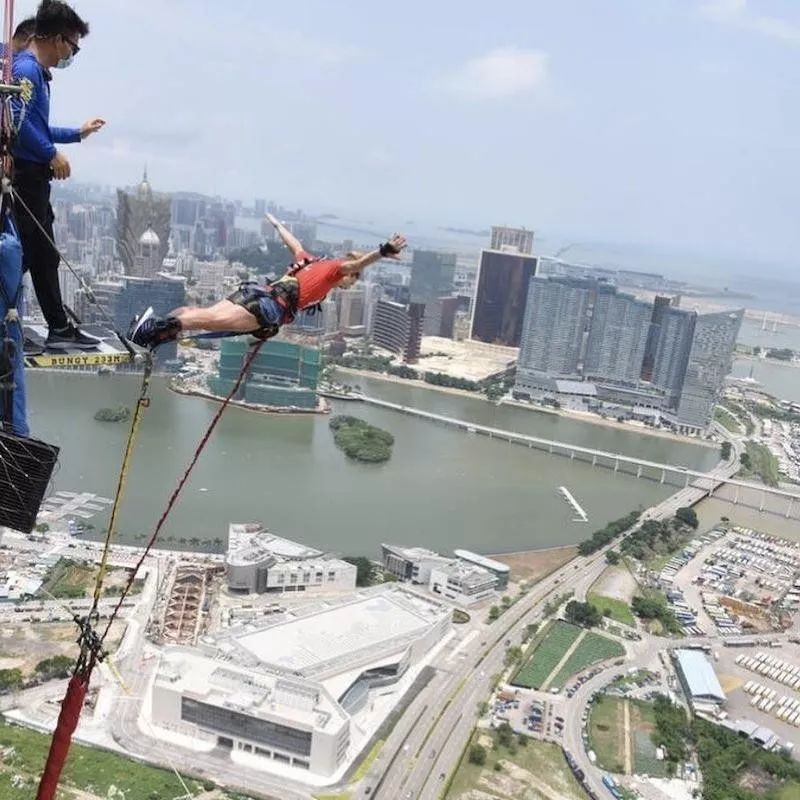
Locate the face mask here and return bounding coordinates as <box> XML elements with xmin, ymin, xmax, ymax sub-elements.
<box><xmin>55</xmin><ymin>54</ymin><xmax>74</xmax><ymax>69</ymax></box>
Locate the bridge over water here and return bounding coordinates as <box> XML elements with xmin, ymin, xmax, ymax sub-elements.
<box><xmin>360</xmin><ymin>396</ymin><xmax>800</xmax><ymax>521</ymax></box>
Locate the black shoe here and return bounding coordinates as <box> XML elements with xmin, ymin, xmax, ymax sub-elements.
<box><xmin>128</xmin><ymin>306</ymin><xmax>182</xmax><ymax>350</ymax></box>
<box><xmin>45</xmin><ymin>324</ymin><xmax>101</xmax><ymax>351</ymax></box>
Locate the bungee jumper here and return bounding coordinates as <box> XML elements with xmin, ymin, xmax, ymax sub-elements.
<box><xmin>127</xmin><ymin>213</ymin><xmax>408</xmax><ymax>349</ymax></box>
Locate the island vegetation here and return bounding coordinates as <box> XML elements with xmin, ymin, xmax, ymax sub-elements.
<box><xmin>94</xmin><ymin>404</ymin><xmax>131</xmax><ymax>423</ymax></box>
<box><xmin>330</xmin><ymin>415</ymin><xmax>395</xmax><ymax>463</ymax></box>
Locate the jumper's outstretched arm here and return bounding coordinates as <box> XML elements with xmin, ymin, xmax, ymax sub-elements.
<box><xmin>339</xmin><ymin>233</ymin><xmax>408</xmax><ymax>275</ymax></box>
<box><xmin>265</xmin><ymin>213</ymin><xmax>306</xmax><ymax>258</ymax></box>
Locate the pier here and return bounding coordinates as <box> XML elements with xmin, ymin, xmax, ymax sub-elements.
<box><xmin>558</xmin><ymin>486</ymin><xmax>588</xmax><ymax>522</ymax></box>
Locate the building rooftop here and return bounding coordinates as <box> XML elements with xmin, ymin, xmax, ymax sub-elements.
<box><xmin>417</xmin><ymin>337</ymin><xmax>517</xmax><ymax>382</ymax></box>
<box><xmin>675</xmin><ymin>649</ymin><xmax>726</xmax><ymax>703</ymax></box>
<box><xmin>155</xmin><ymin>650</ymin><xmax>346</xmax><ymax>732</ymax></box>
<box><xmin>382</xmin><ymin>543</ymin><xmax>446</xmax><ymax>561</ymax></box>
<box><xmin>226</xmin><ymin>524</ymin><xmax>324</xmax><ymax>568</ymax></box>
<box><xmin>433</xmin><ymin>560</ymin><xmax>495</xmax><ymax>588</ymax></box>
<box><xmin>454</xmin><ymin>549</ymin><xmax>510</xmax><ymax>574</ymax></box>
<box><xmin>230</xmin><ymin>588</ymin><xmax>447</xmax><ymax>676</ymax></box>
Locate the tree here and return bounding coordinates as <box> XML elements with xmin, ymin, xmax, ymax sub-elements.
<box><xmin>675</xmin><ymin>507</ymin><xmax>699</xmax><ymax>529</ymax></box>
<box><xmin>720</xmin><ymin>441</ymin><xmax>732</xmax><ymax>460</ymax></box>
<box><xmin>740</xmin><ymin>452</ymin><xmax>751</xmax><ymax>469</ymax></box>
<box><xmin>564</xmin><ymin>600</ymin><xmax>603</xmax><ymax>628</ymax></box>
<box><xmin>488</xmin><ymin>605</ymin><xmax>500</xmax><ymax>621</ymax></box>
<box><xmin>468</xmin><ymin>743</ymin><xmax>487</xmax><ymax>766</ymax></box>
<box><xmin>605</xmin><ymin>549</ymin><xmax>620</xmax><ymax>565</ymax></box>
<box><xmin>504</xmin><ymin>647</ymin><xmax>523</xmax><ymax>667</ymax></box>
<box><xmin>344</xmin><ymin>557</ymin><xmax>375</xmax><ymax>587</ymax></box>
<box><xmin>476</xmin><ymin>700</ymin><xmax>489</xmax><ymax>717</ymax></box>
<box><xmin>496</xmin><ymin>722</ymin><xmax>514</xmax><ymax>748</ymax></box>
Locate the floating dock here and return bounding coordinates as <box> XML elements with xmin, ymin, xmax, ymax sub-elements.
<box><xmin>558</xmin><ymin>485</ymin><xmax>588</xmax><ymax>523</ymax></box>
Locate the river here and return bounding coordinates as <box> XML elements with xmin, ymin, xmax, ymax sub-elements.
<box><xmin>25</xmin><ymin>371</ymin><xmax>719</xmax><ymax>558</ymax></box>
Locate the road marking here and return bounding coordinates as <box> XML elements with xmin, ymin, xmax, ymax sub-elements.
<box><xmin>446</xmin><ymin>629</ymin><xmax>479</xmax><ymax>663</ymax></box>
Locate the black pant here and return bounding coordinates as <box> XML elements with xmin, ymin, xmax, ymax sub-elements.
<box><xmin>13</xmin><ymin>160</ymin><xmax>68</xmax><ymax>331</ymax></box>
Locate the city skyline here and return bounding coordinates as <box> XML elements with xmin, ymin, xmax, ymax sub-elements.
<box><xmin>25</xmin><ymin>0</ymin><xmax>800</xmax><ymax>272</ymax></box>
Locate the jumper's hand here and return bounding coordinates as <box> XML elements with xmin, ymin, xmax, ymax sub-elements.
<box><xmin>380</xmin><ymin>233</ymin><xmax>407</xmax><ymax>259</ymax></box>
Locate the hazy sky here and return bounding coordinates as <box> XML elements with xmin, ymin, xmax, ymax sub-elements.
<box><xmin>18</xmin><ymin>0</ymin><xmax>800</xmax><ymax>265</ymax></box>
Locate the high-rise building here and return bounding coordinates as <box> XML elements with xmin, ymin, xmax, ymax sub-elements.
<box><xmin>409</xmin><ymin>250</ymin><xmax>457</xmax><ymax>304</ymax></box>
<box><xmin>490</xmin><ymin>225</ymin><xmax>534</xmax><ymax>254</ymax></box>
<box><xmin>584</xmin><ymin>285</ymin><xmax>652</xmax><ymax>385</ymax></box>
<box><xmin>423</xmin><ymin>296</ymin><xmax>459</xmax><ymax>339</ymax></box>
<box><xmin>517</xmin><ymin>277</ymin><xmax>593</xmax><ymax>378</ymax></box>
<box><xmin>650</xmin><ymin>307</ymin><xmax>695</xmax><ymax>407</ymax></box>
<box><xmin>673</xmin><ymin>309</ymin><xmax>744</xmax><ymax>430</ymax></box>
<box><xmin>209</xmin><ymin>338</ymin><xmax>321</xmax><ymax>410</ymax></box>
<box><xmin>116</xmin><ymin>169</ymin><xmax>171</xmax><ymax>273</ymax></box>
<box><xmin>371</xmin><ymin>300</ymin><xmax>424</xmax><ymax>363</ymax></box>
<box><xmin>470</xmin><ymin>250</ymin><xmax>538</xmax><ymax>347</ymax></box>
<box><xmin>641</xmin><ymin>295</ymin><xmax>672</xmax><ymax>382</ymax></box>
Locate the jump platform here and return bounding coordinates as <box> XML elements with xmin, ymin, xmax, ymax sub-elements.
<box><xmin>23</xmin><ymin>324</ymin><xmax>135</xmax><ymax>368</ymax></box>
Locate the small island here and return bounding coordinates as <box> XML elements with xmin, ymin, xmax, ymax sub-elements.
<box><xmin>329</xmin><ymin>415</ymin><xmax>394</xmax><ymax>463</ymax></box>
<box><xmin>94</xmin><ymin>405</ymin><xmax>132</xmax><ymax>423</ymax></box>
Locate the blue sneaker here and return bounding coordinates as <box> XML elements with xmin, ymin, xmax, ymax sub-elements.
<box><xmin>128</xmin><ymin>307</ymin><xmax>181</xmax><ymax>350</ymax></box>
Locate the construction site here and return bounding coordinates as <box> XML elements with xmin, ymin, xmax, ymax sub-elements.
<box><xmin>149</xmin><ymin>562</ymin><xmax>225</xmax><ymax>646</ymax></box>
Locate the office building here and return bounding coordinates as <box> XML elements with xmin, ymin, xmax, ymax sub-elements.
<box><xmin>226</xmin><ymin>524</ymin><xmax>356</xmax><ymax>594</ymax></box>
<box><xmin>371</xmin><ymin>299</ymin><xmax>424</xmax><ymax>362</ymax></box>
<box><xmin>650</xmin><ymin>306</ymin><xmax>695</xmax><ymax>406</ymax></box>
<box><xmin>517</xmin><ymin>276</ymin><xmax>592</xmax><ymax>379</ymax></box>
<box><xmin>453</xmin><ymin>549</ymin><xmax>510</xmax><ymax>590</ymax></box>
<box><xmin>490</xmin><ymin>225</ymin><xmax>534</xmax><ymax>254</ymax></box>
<box><xmin>422</xmin><ymin>296</ymin><xmax>459</xmax><ymax>338</ymax></box>
<box><xmin>429</xmin><ymin>562</ymin><xmax>497</xmax><ymax>606</ymax></box>
<box><xmin>470</xmin><ymin>250</ymin><xmax>539</xmax><ymax>347</ymax></box>
<box><xmin>381</xmin><ymin>544</ymin><xmax>453</xmax><ymax>584</ymax></box>
<box><xmin>208</xmin><ymin>338</ymin><xmax>321</xmax><ymax>410</ymax></box>
<box><xmin>584</xmin><ymin>285</ymin><xmax>652</xmax><ymax>385</ymax></box>
<box><xmin>146</xmin><ymin>585</ymin><xmax>451</xmax><ymax>779</ymax></box>
<box><xmin>409</xmin><ymin>250</ymin><xmax>457</xmax><ymax>304</ymax></box>
<box><xmin>672</xmin><ymin>309</ymin><xmax>744</xmax><ymax>430</ymax></box>
<box><xmin>640</xmin><ymin>295</ymin><xmax>672</xmax><ymax>382</ymax></box>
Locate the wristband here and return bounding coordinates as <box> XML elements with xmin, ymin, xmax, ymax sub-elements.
<box><xmin>380</xmin><ymin>242</ymin><xmax>399</xmax><ymax>257</ymax></box>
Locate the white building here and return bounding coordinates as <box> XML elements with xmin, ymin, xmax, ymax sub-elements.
<box><xmin>226</xmin><ymin>524</ymin><xmax>356</xmax><ymax>595</ymax></box>
<box><xmin>453</xmin><ymin>549</ymin><xmax>510</xmax><ymax>590</ymax></box>
<box><xmin>429</xmin><ymin>561</ymin><xmax>497</xmax><ymax>606</ymax></box>
<box><xmin>381</xmin><ymin>543</ymin><xmax>453</xmax><ymax>584</ymax></box>
<box><xmin>146</xmin><ymin>585</ymin><xmax>452</xmax><ymax>780</ymax></box>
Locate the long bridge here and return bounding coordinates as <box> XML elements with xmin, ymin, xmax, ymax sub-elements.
<box><xmin>359</xmin><ymin>396</ymin><xmax>800</xmax><ymax>520</ymax></box>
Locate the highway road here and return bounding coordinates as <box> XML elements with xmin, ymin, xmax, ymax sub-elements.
<box><xmin>360</xmin><ymin>441</ymin><xmax>743</xmax><ymax>799</ymax></box>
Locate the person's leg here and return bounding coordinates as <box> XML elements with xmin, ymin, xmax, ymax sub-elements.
<box><xmin>129</xmin><ymin>295</ymin><xmax>282</xmax><ymax>349</ymax></box>
<box><xmin>174</xmin><ymin>300</ymin><xmax>261</xmax><ymax>332</ymax></box>
<box><xmin>14</xmin><ymin>171</ymin><xmax>69</xmax><ymax>331</ymax></box>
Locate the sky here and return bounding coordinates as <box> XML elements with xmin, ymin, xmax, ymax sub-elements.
<box><xmin>14</xmin><ymin>0</ymin><xmax>800</xmax><ymax>269</ymax></box>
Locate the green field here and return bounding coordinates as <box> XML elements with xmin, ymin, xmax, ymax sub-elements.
<box><xmin>511</xmin><ymin>621</ymin><xmax>582</xmax><ymax>689</ymax></box>
<box><xmin>549</xmin><ymin>632</ymin><xmax>626</xmax><ymax>688</ymax></box>
<box><xmin>445</xmin><ymin>730</ymin><xmax>586</xmax><ymax>800</ymax></box>
<box><xmin>0</xmin><ymin>719</ymin><xmax>253</xmax><ymax>800</ymax></box>
<box><xmin>588</xmin><ymin>696</ymin><xmax>626</xmax><ymax>774</ymax></box>
<box><xmin>587</xmin><ymin>592</ymin><xmax>635</xmax><ymax>626</ymax></box>
<box><xmin>629</xmin><ymin>701</ymin><xmax>668</xmax><ymax>777</ymax></box>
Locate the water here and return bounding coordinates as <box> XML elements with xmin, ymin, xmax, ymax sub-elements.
<box><xmin>731</xmin><ymin>359</ymin><xmax>800</xmax><ymax>404</ymax></box>
<box><xmin>24</xmin><ymin>372</ymin><xmax>718</xmax><ymax>558</ymax></box>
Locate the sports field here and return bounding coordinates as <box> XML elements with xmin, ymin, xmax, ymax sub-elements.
<box><xmin>512</xmin><ymin>620</ymin><xmax>581</xmax><ymax>689</ymax></box>
<box><xmin>549</xmin><ymin>632</ymin><xmax>625</xmax><ymax>688</ymax></box>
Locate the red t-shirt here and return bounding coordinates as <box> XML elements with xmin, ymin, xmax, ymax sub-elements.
<box><xmin>294</xmin><ymin>251</ymin><xmax>344</xmax><ymax>308</ymax></box>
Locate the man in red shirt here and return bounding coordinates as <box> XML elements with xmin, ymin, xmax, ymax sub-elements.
<box><xmin>128</xmin><ymin>215</ymin><xmax>406</xmax><ymax>350</ymax></box>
